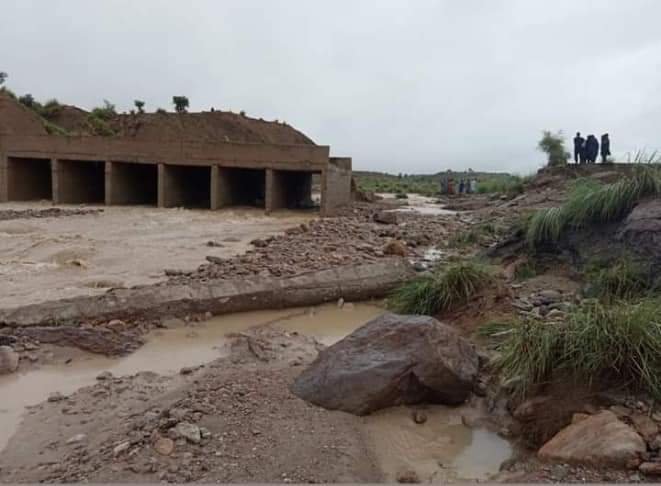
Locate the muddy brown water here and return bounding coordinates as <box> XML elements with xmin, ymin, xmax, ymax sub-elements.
<box><xmin>0</xmin><ymin>302</ymin><xmax>512</xmax><ymax>480</ymax></box>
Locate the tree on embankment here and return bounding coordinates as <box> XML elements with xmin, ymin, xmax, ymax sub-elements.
<box><xmin>172</xmin><ymin>96</ymin><xmax>189</xmax><ymax>113</ymax></box>
<box><xmin>538</xmin><ymin>130</ymin><xmax>569</xmax><ymax>167</ymax></box>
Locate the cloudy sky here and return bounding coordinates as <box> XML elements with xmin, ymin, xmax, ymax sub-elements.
<box><xmin>1</xmin><ymin>0</ymin><xmax>660</xmax><ymax>174</ymax></box>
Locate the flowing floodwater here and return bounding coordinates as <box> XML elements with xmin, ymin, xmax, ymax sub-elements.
<box><xmin>0</xmin><ymin>301</ymin><xmax>512</xmax><ymax>480</ymax></box>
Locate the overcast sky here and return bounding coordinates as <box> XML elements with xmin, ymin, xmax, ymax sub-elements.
<box><xmin>2</xmin><ymin>0</ymin><xmax>660</xmax><ymax>174</ymax></box>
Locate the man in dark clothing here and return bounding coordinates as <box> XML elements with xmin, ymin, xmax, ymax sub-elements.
<box><xmin>601</xmin><ymin>133</ymin><xmax>611</xmax><ymax>163</ymax></box>
<box><xmin>585</xmin><ymin>135</ymin><xmax>599</xmax><ymax>163</ymax></box>
<box><xmin>573</xmin><ymin>132</ymin><xmax>585</xmax><ymax>164</ymax></box>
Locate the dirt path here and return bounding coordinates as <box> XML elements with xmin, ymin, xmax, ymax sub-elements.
<box><xmin>0</xmin><ymin>202</ymin><xmax>312</xmax><ymax>308</ymax></box>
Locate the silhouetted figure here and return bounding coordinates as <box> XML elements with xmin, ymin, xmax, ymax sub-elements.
<box><xmin>585</xmin><ymin>135</ymin><xmax>599</xmax><ymax>164</ymax></box>
<box><xmin>573</xmin><ymin>132</ymin><xmax>585</xmax><ymax>164</ymax></box>
<box><xmin>459</xmin><ymin>179</ymin><xmax>465</xmax><ymax>194</ymax></box>
<box><xmin>601</xmin><ymin>134</ymin><xmax>611</xmax><ymax>163</ymax></box>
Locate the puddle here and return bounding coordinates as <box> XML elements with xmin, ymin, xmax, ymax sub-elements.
<box><xmin>364</xmin><ymin>405</ymin><xmax>513</xmax><ymax>482</ymax></box>
<box><xmin>0</xmin><ymin>302</ymin><xmax>384</xmax><ymax>453</ymax></box>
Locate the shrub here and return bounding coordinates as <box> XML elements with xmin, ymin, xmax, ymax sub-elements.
<box><xmin>18</xmin><ymin>93</ymin><xmax>36</xmax><ymax>108</ymax></box>
<box><xmin>43</xmin><ymin>120</ymin><xmax>70</xmax><ymax>136</ymax></box>
<box><xmin>492</xmin><ymin>299</ymin><xmax>661</xmax><ymax>398</ymax></box>
<box><xmin>477</xmin><ymin>175</ymin><xmax>526</xmax><ymax>196</ymax></box>
<box><xmin>156</xmin><ymin>108</ymin><xmax>167</xmax><ymax>114</ymax></box>
<box><xmin>38</xmin><ymin>99</ymin><xmax>63</xmax><ymax>119</ymax></box>
<box><xmin>134</xmin><ymin>100</ymin><xmax>145</xmax><ymax>113</ymax></box>
<box><xmin>538</xmin><ymin>130</ymin><xmax>569</xmax><ymax>167</ymax></box>
<box><xmin>172</xmin><ymin>96</ymin><xmax>189</xmax><ymax>113</ymax></box>
<box><xmin>0</xmin><ymin>71</ymin><xmax>6</xmax><ymax>85</ymax></box>
<box><xmin>90</xmin><ymin>100</ymin><xmax>117</xmax><ymax>120</ymax></box>
<box><xmin>448</xmin><ymin>229</ymin><xmax>479</xmax><ymax>248</ymax></box>
<box><xmin>387</xmin><ymin>261</ymin><xmax>494</xmax><ymax>315</ymax></box>
<box><xmin>395</xmin><ymin>192</ymin><xmax>408</xmax><ymax>199</ymax></box>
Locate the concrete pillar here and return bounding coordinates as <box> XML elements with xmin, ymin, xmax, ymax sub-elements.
<box><xmin>265</xmin><ymin>168</ymin><xmax>286</xmax><ymax>213</ymax></box>
<box><xmin>0</xmin><ymin>151</ymin><xmax>8</xmax><ymax>203</ymax></box>
<box><xmin>210</xmin><ymin>165</ymin><xmax>233</xmax><ymax>210</ymax></box>
<box><xmin>157</xmin><ymin>163</ymin><xmax>168</xmax><ymax>208</ymax></box>
<box><xmin>104</xmin><ymin>161</ymin><xmax>112</xmax><ymax>205</ymax></box>
<box><xmin>51</xmin><ymin>158</ymin><xmax>61</xmax><ymax>204</ymax></box>
<box><xmin>321</xmin><ymin>157</ymin><xmax>352</xmax><ymax>216</ymax></box>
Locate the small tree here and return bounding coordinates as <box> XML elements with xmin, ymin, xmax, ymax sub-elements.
<box><xmin>0</xmin><ymin>72</ymin><xmax>6</xmax><ymax>86</ymax></box>
<box><xmin>18</xmin><ymin>93</ymin><xmax>35</xmax><ymax>108</ymax></box>
<box><xmin>134</xmin><ymin>100</ymin><xmax>145</xmax><ymax>113</ymax></box>
<box><xmin>172</xmin><ymin>96</ymin><xmax>189</xmax><ymax>113</ymax></box>
<box><xmin>538</xmin><ymin>130</ymin><xmax>569</xmax><ymax>167</ymax></box>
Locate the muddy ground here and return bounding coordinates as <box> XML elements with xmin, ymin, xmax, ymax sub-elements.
<box><xmin>1</xmin><ymin>177</ymin><xmax>654</xmax><ymax>483</ymax></box>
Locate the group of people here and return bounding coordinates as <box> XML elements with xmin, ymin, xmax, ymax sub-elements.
<box><xmin>573</xmin><ymin>132</ymin><xmax>611</xmax><ymax>164</ymax></box>
<box><xmin>440</xmin><ymin>176</ymin><xmax>478</xmax><ymax>195</ymax></box>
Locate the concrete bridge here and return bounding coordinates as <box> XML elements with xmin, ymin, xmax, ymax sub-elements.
<box><xmin>0</xmin><ymin>134</ymin><xmax>352</xmax><ymax>215</ymax></box>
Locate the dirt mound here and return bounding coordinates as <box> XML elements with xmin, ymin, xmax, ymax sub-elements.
<box><xmin>0</xmin><ymin>91</ymin><xmax>47</xmax><ymax>136</ymax></box>
<box><xmin>45</xmin><ymin>104</ymin><xmax>89</xmax><ymax>133</ymax></box>
<box><xmin>114</xmin><ymin>111</ymin><xmax>315</xmax><ymax>145</ymax></box>
<box><xmin>0</xmin><ymin>92</ymin><xmax>314</xmax><ymax>145</ymax></box>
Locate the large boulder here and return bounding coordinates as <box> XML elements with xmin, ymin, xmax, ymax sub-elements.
<box><xmin>291</xmin><ymin>313</ymin><xmax>478</xmax><ymax>415</ymax></box>
<box><xmin>538</xmin><ymin>410</ymin><xmax>646</xmax><ymax>468</ymax></box>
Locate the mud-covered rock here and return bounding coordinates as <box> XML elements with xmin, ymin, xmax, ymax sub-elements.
<box><xmin>374</xmin><ymin>211</ymin><xmax>399</xmax><ymax>225</ymax></box>
<box><xmin>291</xmin><ymin>313</ymin><xmax>478</xmax><ymax>415</ymax></box>
<box><xmin>0</xmin><ymin>345</ymin><xmax>19</xmax><ymax>374</ymax></box>
<box><xmin>618</xmin><ymin>199</ymin><xmax>661</xmax><ymax>262</ymax></box>
<box><xmin>538</xmin><ymin>410</ymin><xmax>646</xmax><ymax>468</ymax></box>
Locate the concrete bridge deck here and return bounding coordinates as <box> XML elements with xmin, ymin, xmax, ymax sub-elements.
<box><xmin>0</xmin><ymin>134</ymin><xmax>352</xmax><ymax>215</ymax></box>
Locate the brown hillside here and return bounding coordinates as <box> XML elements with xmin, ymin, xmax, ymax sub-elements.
<box><xmin>0</xmin><ymin>91</ymin><xmax>47</xmax><ymax>136</ymax></box>
<box><xmin>0</xmin><ymin>94</ymin><xmax>315</xmax><ymax>145</ymax></box>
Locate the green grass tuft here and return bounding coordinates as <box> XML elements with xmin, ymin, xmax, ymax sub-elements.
<box><xmin>585</xmin><ymin>258</ymin><xmax>651</xmax><ymax>301</ymax></box>
<box><xmin>387</xmin><ymin>261</ymin><xmax>494</xmax><ymax>315</ymax></box>
<box><xmin>493</xmin><ymin>299</ymin><xmax>661</xmax><ymax>398</ymax></box>
<box><xmin>526</xmin><ymin>166</ymin><xmax>661</xmax><ymax>248</ymax></box>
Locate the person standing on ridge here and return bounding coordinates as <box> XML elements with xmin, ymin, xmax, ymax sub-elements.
<box><xmin>574</xmin><ymin>132</ymin><xmax>585</xmax><ymax>164</ymax></box>
<box><xmin>601</xmin><ymin>133</ymin><xmax>611</xmax><ymax>163</ymax></box>
<box><xmin>586</xmin><ymin>135</ymin><xmax>599</xmax><ymax>164</ymax></box>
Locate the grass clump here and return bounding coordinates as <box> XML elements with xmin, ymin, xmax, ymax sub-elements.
<box><xmin>585</xmin><ymin>258</ymin><xmax>652</xmax><ymax>301</ymax></box>
<box><xmin>526</xmin><ymin>166</ymin><xmax>661</xmax><ymax>248</ymax></box>
<box><xmin>388</xmin><ymin>261</ymin><xmax>494</xmax><ymax>315</ymax></box>
<box><xmin>492</xmin><ymin>299</ymin><xmax>661</xmax><ymax>398</ymax></box>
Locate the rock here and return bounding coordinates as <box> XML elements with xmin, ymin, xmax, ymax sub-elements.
<box><xmin>96</xmin><ymin>371</ymin><xmax>113</xmax><ymax>381</ymax></box>
<box><xmin>48</xmin><ymin>391</ymin><xmax>66</xmax><ymax>402</ymax></box>
<box><xmin>396</xmin><ymin>470</ymin><xmax>420</xmax><ymax>483</ymax></box>
<box><xmin>618</xmin><ymin>199</ymin><xmax>661</xmax><ymax>263</ymax></box>
<box><xmin>374</xmin><ymin>211</ymin><xmax>399</xmax><ymax>225</ymax></box>
<box><xmin>412</xmin><ymin>410</ymin><xmax>427</xmax><ymax>424</ymax></box>
<box><xmin>113</xmin><ymin>441</ymin><xmax>131</xmax><ymax>456</ymax></box>
<box><xmin>610</xmin><ymin>405</ymin><xmax>633</xmax><ymax>418</ymax></box>
<box><xmin>651</xmin><ymin>436</ymin><xmax>661</xmax><ymax>451</ymax></box>
<box><xmin>179</xmin><ymin>366</ymin><xmax>195</xmax><ymax>375</ymax></box>
<box><xmin>639</xmin><ymin>462</ymin><xmax>661</xmax><ymax>476</ymax></box>
<box><xmin>66</xmin><ymin>433</ymin><xmax>87</xmax><ymax>444</ymax></box>
<box><xmin>537</xmin><ymin>289</ymin><xmax>562</xmax><ymax>303</ymax></box>
<box><xmin>513</xmin><ymin>396</ymin><xmax>553</xmax><ymax>420</ymax></box>
<box><xmin>250</xmin><ymin>238</ymin><xmax>268</xmax><ymax>248</ymax></box>
<box><xmin>383</xmin><ymin>240</ymin><xmax>407</xmax><ymax>257</ymax></box>
<box><xmin>538</xmin><ymin>410</ymin><xmax>646</xmax><ymax>468</ymax></box>
<box><xmin>106</xmin><ymin>319</ymin><xmax>126</xmax><ymax>332</ymax></box>
<box><xmin>571</xmin><ymin>413</ymin><xmax>590</xmax><ymax>424</ymax></box>
<box><xmin>291</xmin><ymin>313</ymin><xmax>479</xmax><ymax>415</ymax></box>
<box><xmin>0</xmin><ymin>346</ymin><xmax>19</xmax><ymax>374</ymax></box>
<box><xmin>154</xmin><ymin>437</ymin><xmax>175</xmax><ymax>456</ymax></box>
<box><xmin>174</xmin><ymin>422</ymin><xmax>201</xmax><ymax>444</ymax></box>
<box><xmin>631</xmin><ymin>414</ymin><xmax>659</xmax><ymax>443</ymax></box>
